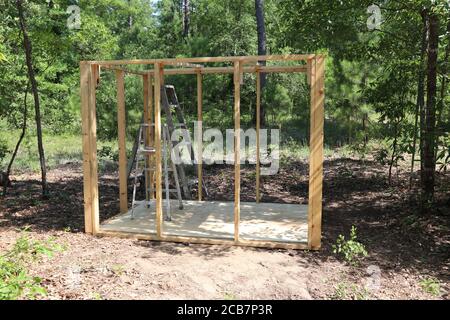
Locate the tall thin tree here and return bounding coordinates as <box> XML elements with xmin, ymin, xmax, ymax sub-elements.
<box><xmin>16</xmin><ymin>0</ymin><xmax>49</xmax><ymax>197</ymax></box>
<box><xmin>421</xmin><ymin>12</ymin><xmax>439</xmax><ymax>203</ymax></box>
<box><xmin>255</xmin><ymin>0</ymin><xmax>266</xmax><ymax>126</ymax></box>
<box><xmin>410</xmin><ymin>10</ymin><xmax>428</xmax><ymax>190</ymax></box>
<box><xmin>2</xmin><ymin>82</ymin><xmax>29</xmax><ymax>196</ymax></box>
<box><xmin>182</xmin><ymin>0</ymin><xmax>190</xmax><ymax>39</ymax></box>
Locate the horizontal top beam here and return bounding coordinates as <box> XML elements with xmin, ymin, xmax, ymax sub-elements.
<box><xmin>83</xmin><ymin>54</ymin><xmax>317</xmax><ymax>66</ymax></box>
<box><xmin>101</xmin><ymin>65</ymin><xmax>308</xmax><ymax>77</ymax></box>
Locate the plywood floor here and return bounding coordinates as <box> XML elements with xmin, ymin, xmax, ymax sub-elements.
<box><xmin>100</xmin><ymin>200</ymin><xmax>308</xmax><ymax>243</ymax></box>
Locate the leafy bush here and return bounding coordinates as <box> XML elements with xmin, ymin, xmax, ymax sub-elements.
<box><xmin>0</xmin><ymin>232</ymin><xmax>64</xmax><ymax>300</ymax></box>
<box><xmin>374</xmin><ymin>147</ymin><xmax>389</xmax><ymax>165</ymax></box>
<box><xmin>98</xmin><ymin>145</ymin><xmax>119</xmax><ymax>162</ymax></box>
<box><xmin>332</xmin><ymin>226</ymin><xmax>368</xmax><ymax>266</ymax></box>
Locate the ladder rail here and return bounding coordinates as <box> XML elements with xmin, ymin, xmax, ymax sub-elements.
<box><xmin>163</xmin><ymin>85</ymin><xmax>209</xmax><ymax>199</ymax></box>
<box><xmin>161</xmin><ymin>86</ymin><xmax>192</xmax><ymax>199</ymax></box>
<box><xmin>165</xmin><ymin>125</ymin><xmax>184</xmax><ymax>210</ymax></box>
<box><xmin>162</xmin><ymin>125</ymin><xmax>172</xmax><ymax>221</ymax></box>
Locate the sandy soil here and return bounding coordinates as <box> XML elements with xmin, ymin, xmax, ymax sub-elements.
<box><xmin>0</xmin><ymin>158</ymin><xmax>448</xmax><ymax>300</ymax></box>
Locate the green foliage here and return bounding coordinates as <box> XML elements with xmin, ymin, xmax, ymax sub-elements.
<box><xmin>332</xmin><ymin>282</ymin><xmax>369</xmax><ymax>300</ymax></box>
<box><xmin>333</xmin><ymin>226</ymin><xmax>368</xmax><ymax>266</ymax></box>
<box><xmin>0</xmin><ymin>137</ymin><xmax>9</xmax><ymax>163</ymax></box>
<box><xmin>98</xmin><ymin>145</ymin><xmax>119</xmax><ymax>162</ymax></box>
<box><xmin>223</xmin><ymin>292</ymin><xmax>237</xmax><ymax>300</ymax></box>
<box><xmin>0</xmin><ymin>255</ymin><xmax>46</xmax><ymax>300</ymax></box>
<box><xmin>419</xmin><ymin>277</ymin><xmax>441</xmax><ymax>297</ymax></box>
<box><xmin>374</xmin><ymin>147</ymin><xmax>389</xmax><ymax>166</ymax></box>
<box><xmin>0</xmin><ymin>0</ymin><xmax>448</xmax><ymax>202</ymax></box>
<box><xmin>436</xmin><ymin>135</ymin><xmax>450</xmax><ymax>172</ymax></box>
<box><xmin>0</xmin><ymin>231</ymin><xmax>64</xmax><ymax>300</ymax></box>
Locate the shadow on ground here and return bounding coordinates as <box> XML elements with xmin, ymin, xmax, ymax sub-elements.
<box><xmin>1</xmin><ymin>160</ymin><xmax>448</xmax><ymax>287</ymax></box>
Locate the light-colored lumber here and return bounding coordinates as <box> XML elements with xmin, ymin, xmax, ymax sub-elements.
<box><xmin>233</xmin><ymin>61</ymin><xmax>242</xmax><ymax>242</ymax></box>
<box><xmin>256</xmin><ymin>69</ymin><xmax>261</xmax><ymax>203</ymax></box>
<box><xmin>143</xmin><ymin>74</ymin><xmax>151</xmax><ymax>203</ymax></box>
<box><xmin>154</xmin><ymin>63</ymin><xmax>163</xmax><ymax>238</ymax></box>
<box><xmin>307</xmin><ymin>56</ymin><xmax>325</xmax><ymax>250</ymax></box>
<box><xmin>154</xmin><ymin>65</ymin><xmax>307</xmax><ymax>75</ymax></box>
<box><xmin>81</xmin><ymin>54</ymin><xmax>324</xmax><ymax>250</ymax></box>
<box><xmin>80</xmin><ymin>62</ymin><xmax>93</xmax><ymax>234</ymax></box>
<box><xmin>197</xmin><ymin>71</ymin><xmax>203</xmax><ymax>201</ymax></box>
<box><xmin>102</xmin><ymin>65</ymin><xmax>148</xmax><ymax>76</ymax></box>
<box><xmin>148</xmin><ymin>74</ymin><xmax>155</xmax><ymax>199</ymax></box>
<box><xmin>116</xmin><ymin>70</ymin><xmax>127</xmax><ymax>214</ymax></box>
<box><xmin>96</xmin><ymin>229</ymin><xmax>310</xmax><ymax>250</ymax></box>
<box><xmin>89</xmin><ymin>64</ymin><xmax>100</xmax><ymax>234</ymax></box>
<box><xmin>86</xmin><ymin>54</ymin><xmax>315</xmax><ymax>66</ymax></box>
<box><xmin>307</xmin><ymin>58</ymin><xmax>316</xmax><ymax>248</ymax></box>
<box><xmin>102</xmin><ymin>65</ymin><xmax>307</xmax><ymax>76</ymax></box>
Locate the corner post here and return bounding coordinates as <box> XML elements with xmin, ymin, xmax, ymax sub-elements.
<box><xmin>81</xmin><ymin>62</ymin><xmax>99</xmax><ymax>234</ymax></box>
<box><xmin>307</xmin><ymin>55</ymin><xmax>325</xmax><ymax>249</ymax></box>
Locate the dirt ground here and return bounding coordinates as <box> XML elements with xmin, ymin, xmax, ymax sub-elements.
<box><xmin>0</xmin><ymin>157</ymin><xmax>449</xmax><ymax>300</ymax></box>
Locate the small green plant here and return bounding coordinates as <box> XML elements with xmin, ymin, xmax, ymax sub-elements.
<box><xmin>333</xmin><ymin>226</ymin><xmax>368</xmax><ymax>266</ymax></box>
<box><xmin>91</xmin><ymin>292</ymin><xmax>103</xmax><ymax>300</ymax></box>
<box><xmin>0</xmin><ymin>232</ymin><xmax>64</xmax><ymax>300</ymax></box>
<box><xmin>111</xmin><ymin>264</ymin><xmax>125</xmax><ymax>276</ymax></box>
<box><xmin>420</xmin><ymin>277</ymin><xmax>441</xmax><ymax>297</ymax></box>
<box><xmin>374</xmin><ymin>147</ymin><xmax>389</xmax><ymax>165</ymax></box>
<box><xmin>223</xmin><ymin>292</ymin><xmax>236</xmax><ymax>300</ymax></box>
<box><xmin>332</xmin><ymin>282</ymin><xmax>369</xmax><ymax>300</ymax></box>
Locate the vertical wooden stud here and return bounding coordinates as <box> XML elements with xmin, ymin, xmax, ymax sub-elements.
<box><xmin>233</xmin><ymin>61</ymin><xmax>242</xmax><ymax>242</ymax></box>
<box><xmin>143</xmin><ymin>74</ymin><xmax>151</xmax><ymax>203</ymax></box>
<box><xmin>154</xmin><ymin>63</ymin><xmax>163</xmax><ymax>238</ymax></box>
<box><xmin>89</xmin><ymin>64</ymin><xmax>100</xmax><ymax>234</ymax></box>
<box><xmin>148</xmin><ymin>74</ymin><xmax>155</xmax><ymax>199</ymax></box>
<box><xmin>197</xmin><ymin>71</ymin><xmax>203</xmax><ymax>201</ymax></box>
<box><xmin>116</xmin><ymin>70</ymin><xmax>127</xmax><ymax>214</ymax></box>
<box><xmin>81</xmin><ymin>62</ymin><xmax>93</xmax><ymax>233</ymax></box>
<box><xmin>307</xmin><ymin>56</ymin><xmax>325</xmax><ymax>249</ymax></box>
<box><xmin>256</xmin><ymin>69</ymin><xmax>261</xmax><ymax>203</ymax></box>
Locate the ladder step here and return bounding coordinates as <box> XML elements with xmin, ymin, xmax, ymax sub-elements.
<box><xmin>147</xmin><ymin>188</ymin><xmax>179</xmax><ymax>192</ymax></box>
<box><xmin>138</xmin><ymin>147</ymin><xmax>156</xmax><ymax>153</ymax></box>
<box><xmin>132</xmin><ymin>200</ymin><xmax>153</xmax><ymax>206</ymax></box>
<box><xmin>143</xmin><ymin>167</ymin><xmax>173</xmax><ymax>172</ymax></box>
<box><xmin>139</xmin><ymin>139</ymin><xmax>154</xmax><ymax>145</ymax></box>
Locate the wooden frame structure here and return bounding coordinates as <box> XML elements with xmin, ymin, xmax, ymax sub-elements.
<box><xmin>80</xmin><ymin>54</ymin><xmax>325</xmax><ymax>250</ymax></box>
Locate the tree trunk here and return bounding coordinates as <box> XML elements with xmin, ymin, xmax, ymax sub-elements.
<box><xmin>410</xmin><ymin>11</ymin><xmax>428</xmax><ymax>190</ymax></box>
<box><xmin>182</xmin><ymin>0</ymin><xmax>190</xmax><ymax>39</ymax></box>
<box><xmin>16</xmin><ymin>0</ymin><xmax>49</xmax><ymax>198</ymax></box>
<box><xmin>434</xmin><ymin>19</ymin><xmax>450</xmax><ymax>159</ymax></box>
<box><xmin>2</xmin><ymin>83</ymin><xmax>29</xmax><ymax>196</ymax></box>
<box><xmin>128</xmin><ymin>0</ymin><xmax>133</xmax><ymax>28</ymax></box>
<box><xmin>255</xmin><ymin>0</ymin><xmax>266</xmax><ymax>126</ymax></box>
<box><xmin>388</xmin><ymin>120</ymin><xmax>400</xmax><ymax>185</ymax></box>
<box><xmin>421</xmin><ymin>12</ymin><xmax>439</xmax><ymax>203</ymax></box>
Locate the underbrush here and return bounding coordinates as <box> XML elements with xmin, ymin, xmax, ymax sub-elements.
<box><xmin>0</xmin><ymin>231</ymin><xmax>64</xmax><ymax>300</ymax></box>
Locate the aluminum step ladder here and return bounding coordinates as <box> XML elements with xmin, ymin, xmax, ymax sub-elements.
<box><xmin>161</xmin><ymin>85</ymin><xmax>209</xmax><ymax>198</ymax></box>
<box><xmin>130</xmin><ymin>123</ymin><xmax>183</xmax><ymax>221</ymax></box>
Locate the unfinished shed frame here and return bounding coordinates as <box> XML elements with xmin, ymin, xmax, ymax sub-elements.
<box><xmin>80</xmin><ymin>54</ymin><xmax>325</xmax><ymax>250</ymax></box>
